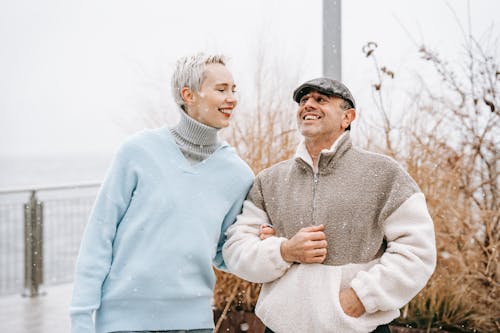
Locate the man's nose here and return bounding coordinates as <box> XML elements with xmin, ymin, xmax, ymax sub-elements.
<box><xmin>304</xmin><ymin>98</ymin><xmax>318</xmax><ymax>109</ymax></box>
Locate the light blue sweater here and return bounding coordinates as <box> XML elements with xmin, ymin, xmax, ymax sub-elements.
<box><xmin>70</xmin><ymin>127</ymin><xmax>254</xmax><ymax>333</ymax></box>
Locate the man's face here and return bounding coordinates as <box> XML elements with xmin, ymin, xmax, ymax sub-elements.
<box><xmin>186</xmin><ymin>63</ymin><xmax>237</xmax><ymax>129</ymax></box>
<box><xmin>296</xmin><ymin>91</ymin><xmax>350</xmax><ymax>140</ymax></box>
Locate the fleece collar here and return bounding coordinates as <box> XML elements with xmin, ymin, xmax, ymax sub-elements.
<box><xmin>294</xmin><ymin>131</ymin><xmax>351</xmax><ymax>173</ymax></box>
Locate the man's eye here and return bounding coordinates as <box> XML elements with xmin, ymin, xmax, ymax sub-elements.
<box><xmin>300</xmin><ymin>98</ymin><xmax>308</xmax><ymax>105</ymax></box>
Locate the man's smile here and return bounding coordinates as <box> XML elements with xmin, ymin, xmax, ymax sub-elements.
<box><xmin>302</xmin><ymin>112</ymin><xmax>322</xmax><ymax>120</ymax></box>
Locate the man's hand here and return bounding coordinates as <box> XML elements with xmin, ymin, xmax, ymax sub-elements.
<box><xmin>280</xmin><ymin>224</ymin><xmax>327</xmax><ymax>264</ymax></box>
<box><xmin>339</xmin><ymin>288</ymin><xmax>366</xmax><ymax>318</ymax></box>
<box><xmin>259</xmin><ymin>224</ymin><xmax>276</xmax><ymax>240</ymax></box>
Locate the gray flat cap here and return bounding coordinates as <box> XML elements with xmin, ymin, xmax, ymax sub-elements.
<box><xmin>293</xmin><ymin>78</ymin><xmax>356</xmax><ymax>108</ymax></box>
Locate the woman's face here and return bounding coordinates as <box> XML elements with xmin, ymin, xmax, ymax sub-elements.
<box><xmin>185</xmin><ymin>63</ymin><xmax>237</xmax><ymax>129</ymax></box>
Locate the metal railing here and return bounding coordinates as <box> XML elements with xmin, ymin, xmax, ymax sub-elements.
<box><xmin>0</xmin><ymin>182</ymin><xmax>100</xmax><ymax>297</ymax></box>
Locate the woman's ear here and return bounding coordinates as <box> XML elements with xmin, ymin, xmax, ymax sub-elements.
<box><xmin>181</xmin><ymin>87</ymin><xmax>195</xmax><ymax>106</ymax></box>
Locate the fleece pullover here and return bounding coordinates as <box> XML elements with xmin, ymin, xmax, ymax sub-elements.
<box><xmin>223</xmin><ymin>132</ymin><xmax>436</xmax><ymax>333</ymax></box>
<box><xmin>70</xmin><ymin>126</ymin><xmax>254</xmax><ymax>333</ymax></box>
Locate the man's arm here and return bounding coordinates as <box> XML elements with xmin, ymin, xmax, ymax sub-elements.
<box><xmin>349</xmin><ymin>192</ymin><xmax>437</xmax><ymax>313</ymax></box>
<box><xmin>223</xmin><ymin>199</ymin><xmax>291</xmax><ymax>283</ymax></box>
<box><xmin>223</xmin><ymin>199</ymin><xmax>328</xmax><ymax>283</ymax></box>
<box><xmin>70</xmin><ymin>144</ymin><xmax>138</xmax><ymax>333</ymax></box>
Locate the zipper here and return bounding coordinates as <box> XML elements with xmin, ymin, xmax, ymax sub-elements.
<box><xmin>296</xmin><ymin>158</ymin><xmax>320</xmax><ymax>226</ymax></box>
<box><xmin>312</xmin><ymin>172</ymin><xmax>319</xmax><ymax>225</ymax></box>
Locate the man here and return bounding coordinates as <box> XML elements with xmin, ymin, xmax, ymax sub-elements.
<box><xmin>70</xmin><ymin>53</ymin><xmax>254</xmax><ymax>333</ymax></box>
<box><xmin>223</xmin><ymin>78</ymin><xmax>436</xmax><ymax>333</ymax></box>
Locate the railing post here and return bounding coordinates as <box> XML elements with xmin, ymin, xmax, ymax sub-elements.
<box><xmin>23</xmin><ymin>190</ymin><xmax>44</xmax><ymax>297</ymax></box>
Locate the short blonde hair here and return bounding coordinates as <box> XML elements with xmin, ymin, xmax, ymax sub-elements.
<box><xmin>171</xmin><ymin>53</ymin><xmax>227</xmax><ymax>109</ymax></box>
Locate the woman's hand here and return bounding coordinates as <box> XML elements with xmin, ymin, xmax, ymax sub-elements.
<box><xmin>259</xmin><ymin>224</ymin><xmax>276</xmax><ymax>240</ymax></box>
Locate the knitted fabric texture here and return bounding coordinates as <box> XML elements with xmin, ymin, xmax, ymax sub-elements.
<box><xmin>70</xmin><ymin>128</ymin><xmax>254</xmax><ymax>333</ymax></box>
<box><xmin>169</xmin><ymin>110</ymin><xmax>222</xmax><ymax>163</ymax></box>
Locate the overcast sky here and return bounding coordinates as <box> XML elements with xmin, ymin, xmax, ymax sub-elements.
<box><xmin>0</xmin><ymin>0</ymin><xmax>498</xmax><ymax>157</ymax></box>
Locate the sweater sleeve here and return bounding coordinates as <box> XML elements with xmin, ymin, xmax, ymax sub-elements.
<box><xmin>222</xmin><ymin>198</ymin><xmax>291</xmax><ymax>283</ymax></box>
<box><xmin>350</xmin><ymin>192</ymin><xmax>437</xmax><ymax>313</ymax></box>
<box><xmin>213</xmin><ymin>193</ymin><xmax>247</xmax><ymax>272</ymax></box>
<box><xmin>70</xmin><ymin>144</ymin><xmax>138</xmax><ymax>333</ymax></box>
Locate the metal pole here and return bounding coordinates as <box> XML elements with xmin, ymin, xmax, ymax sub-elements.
<box><xmin>323</xmin><ymin>0</ymin><xmax>342</xmax><ymax>80</ymax></box>
<box><xmin>23</xmin><ymin>190</ymin><xmax>44</xmax><ymax>297</ymax></box>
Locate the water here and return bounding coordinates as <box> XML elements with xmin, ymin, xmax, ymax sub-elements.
<box><xmin>0</xmin><ymin>153</ymin><xmax>112</xmax><ymax>189</ymax></box>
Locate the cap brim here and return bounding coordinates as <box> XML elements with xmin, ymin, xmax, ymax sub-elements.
<box><xmin>293</xmin><ymin>84</ymin><xmax>335</xmax><ymax>103</ymax></box>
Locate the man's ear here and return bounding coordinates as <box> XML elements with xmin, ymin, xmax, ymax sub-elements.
<box><xmin>343</xmin><ymin>108</ymin><xmax>356</xmax><ymax>129</ymax></box>
<box><xmin>181</xmin><ymin>87</ymin><xmax>195</xmax><ymax>106</ymax></box>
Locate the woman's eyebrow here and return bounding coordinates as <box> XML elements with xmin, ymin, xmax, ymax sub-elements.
<box><xmin>214</xmin><ymin>83</ymin><xmax>237</xmax><ymax>89</ymax></box>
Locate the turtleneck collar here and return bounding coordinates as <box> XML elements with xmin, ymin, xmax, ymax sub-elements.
<box><xmin>172</xmin><ymin>109</ymin><xmax>220</xmax><ymax>146</ymax></box>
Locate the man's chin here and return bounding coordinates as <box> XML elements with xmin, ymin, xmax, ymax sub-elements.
<box><xmin>298</xmin><ymin>127</ymin><xmax>318</xmax><ymax>137</ymax></box>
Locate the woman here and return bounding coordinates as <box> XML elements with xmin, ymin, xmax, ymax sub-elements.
<box><xmin>70</xmin><ymin>53</ymin><xmax>254</xmax><ymax>333</ymax></box>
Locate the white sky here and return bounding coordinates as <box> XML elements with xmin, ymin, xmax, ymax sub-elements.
<box><xmin>0</xmin><ymin>0</ymin><xmax>498</xmax><ymax>157</ymax></box>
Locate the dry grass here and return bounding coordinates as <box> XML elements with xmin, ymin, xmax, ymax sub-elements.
<box><xmin>361</xmin><ymin>33</ymin><xmax>499</xmax><ymax>332</ymax></box>
<box><xmin>393</xmin><ymin>129</ymin><xmax>496</xmax><ymax>332</ymax></box>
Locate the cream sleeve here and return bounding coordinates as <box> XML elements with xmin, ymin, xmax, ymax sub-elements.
<box><xmin>350</xmin><ymin>192</ymin><xmax>437</xmax><ymax>313</ymax></box>
<box><xmin>222</xmin><ymin>200</ymin><xmax>291</xmax><ymax>283</ymax></box>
